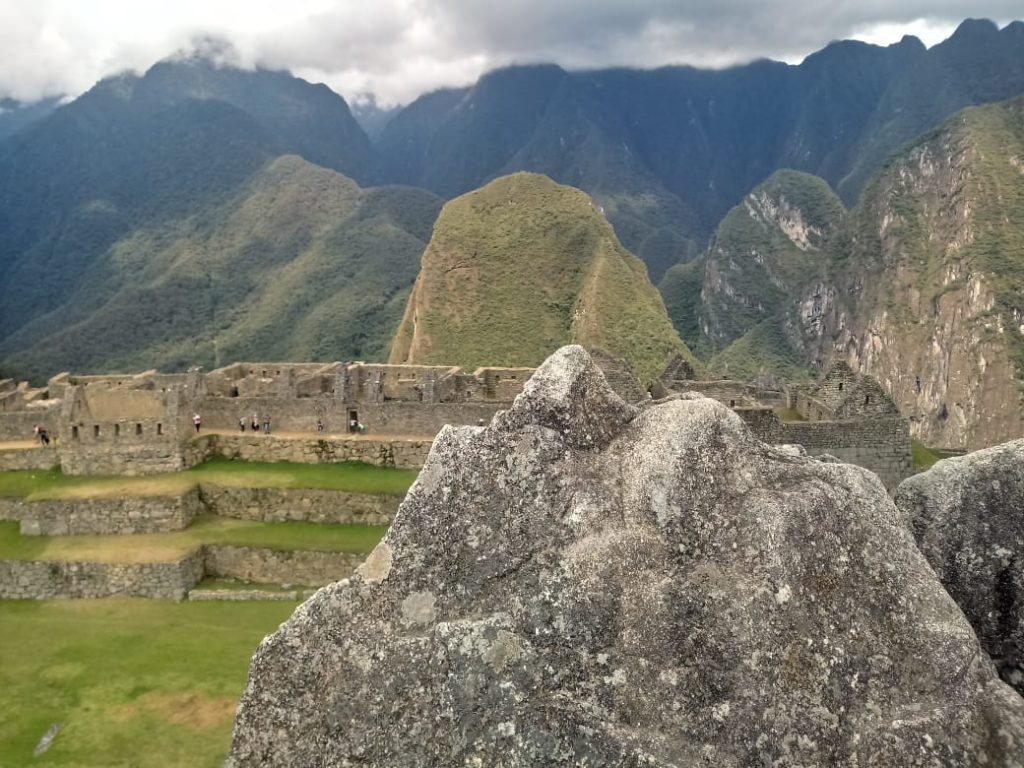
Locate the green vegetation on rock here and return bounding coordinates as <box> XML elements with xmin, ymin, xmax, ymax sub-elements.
<box><xmin>389</xmin><ymin>172</ymin><xmax>697</xmax><ymax>382</ymax></box>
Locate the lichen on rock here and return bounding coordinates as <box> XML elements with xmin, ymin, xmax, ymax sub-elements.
<box><xmin>229</xmin><ymin>346</ymin><xmax>1024</xmax><ymax>767</ymax></box>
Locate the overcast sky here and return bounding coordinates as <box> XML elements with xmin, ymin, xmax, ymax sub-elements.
<box><xmin>0</xmin><ymin>1</ymin><xmax>1020</xmax><ymax>107</ymax></box>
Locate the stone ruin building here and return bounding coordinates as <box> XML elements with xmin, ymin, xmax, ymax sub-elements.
<box><xmin>0</xmin><ymin>362</ymin><xmax>535</xmax><ymax>476</ymax></box>
<box><xmin>0</xmin><ymin>352</ymin><xmax>913</xmax><ymax>489</ymax></box>
<box><xmin>660</xmin><ymin>360</ymin><xmax>913</xmax><ymax>491</ymax></box>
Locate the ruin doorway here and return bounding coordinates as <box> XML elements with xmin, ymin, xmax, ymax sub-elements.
<box><xmin>348</xmin><ymin>409</ymin><xmax>359</xmax><ymax>433</ymax></box>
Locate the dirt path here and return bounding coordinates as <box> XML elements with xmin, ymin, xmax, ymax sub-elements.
<box><xmin>0</xmin><ymin>439</ymin><xmax>43</xmax><ymax>451</ymax></box>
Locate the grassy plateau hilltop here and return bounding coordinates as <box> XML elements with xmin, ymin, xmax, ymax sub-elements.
<box><xmin>389</xmin><ymin>172</ymin><xmax>697</xmax><ymax>382</ymax></box>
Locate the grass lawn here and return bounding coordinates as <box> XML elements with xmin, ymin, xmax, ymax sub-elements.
<box><xmin>0</xmin><ymin>516</ymin><xmax>387</xmax><ymax>563</ymax></box>
<box><xmin>0</xmin><ymin>598</ymin><xmax>296</xmax><ymax>767</ymax></box>
<box><xmin>0</xmin><ymin>458</ymin><xmax>417</xmax><ymax>501</ymax></box>
<box><xmin>911</xmin><ymin>440</ymin><xmax>943</xmax><ymax>471</ymax></box>
<box><xmin>774</xmin><ymin>406</ymin><xmax>806</xmax><ymax>422</ymax></box>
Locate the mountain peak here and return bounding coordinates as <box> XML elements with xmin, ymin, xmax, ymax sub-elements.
<box><xmin>388</xmin><ymin>172</ymin><xmax>695</xmax><ymax>381</ymax></box>
<box><xmin>948</xmin><ymin>18</ymin><xmax>1001</xmax><ymax>43</ymax></box>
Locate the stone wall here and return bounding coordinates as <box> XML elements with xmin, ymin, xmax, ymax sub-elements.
<box><xmin>0</xmin><ymin>446</ymin><xmax>58</xmax><ymax>471</ymax></box>
<box><xmin>199</xmin><ymin>486</ymin><xmax>399</xmax><ymax>525</ymax></box>
<box><xmin>192</xmin><ymin>433</ymin><xmax>431</xmax><ymax>469</ymax></box>
<box><xmin>0</xmin><ymin>498</ymin><xmax>23</xmax><ymax>522</ymax></box>
<box><xmin>736</xmin><ymin>407</ymin><xmax>913</xmax><ymax>491</ymax></box>
<box><xmin>0</xmin><ymin>550</ymin><xmax>203</xmax><ymax>600</ymax></box>
<box><xmin>0</xmin><ymin>410</ymin><xmax>58</xmax><ymax>441</ymax></box>
<box><xmin>193</xmin><ymin>396</ymin><xmax>503</xmax><ymax>437</ymax></box>
<box><xmin>8</xmin><ymin>485</ymin><xmax>401</xmax><ymax>536</ymax></box>
<box><xmin>203</xmin><ymin>545</ymin><xmax>362</xmax><ymax>585</ymax></box>
<box><xmin>58</xmin><ymin>426</ymin><xmax>186</xmax><ymax>476</ymax></box>
<box><xmin>17</xmin><ymin>491</ymin><xmax>204</xmax><ymax>536</ymax></box>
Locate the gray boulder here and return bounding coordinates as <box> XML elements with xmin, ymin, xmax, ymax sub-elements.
<box><xmin>896</xmin><ymin>440</ymin><xmax>1024</xmax><ymax>695</ymax></box>
<box><xmin>230</xmin><ymin>346</ymin><xmax>1024</xmax><ymax>767</ymax></box>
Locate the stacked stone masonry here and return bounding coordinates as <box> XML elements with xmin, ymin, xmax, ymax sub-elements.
<box><xmin>0</xmin><ymin>446</ymin><xmax>57</xmax><ymax>471</ymax></box>
<box><xmin>6</xmin><ymin>484</ymin><xmax>402</xmax><ymax>537</ymax></box>
<box><xmin>190</xmin><ymin>434</ymin><xmax>432</xmax><ymax>470</ymax></box>
<box><xmin>199</xmin><ymin>486</ymin><xmax>399</xmax><ymax>525</ymax></box>
<box><xmin>2</xmin><ymin>354</ymin><xmax>917</xmax><ymax>495</ymax></box>
<box><xmin>203</xmin><ymin>545</ymin><xmax>363</xmax><ymax>586</ymax></box>
<box><xmin>0</xmin><ymin>551</ymin><xmax>204</xmax><ymax>600</ymax></box>
<box><xmin>0</xmin><ymin>545</ymin><xmax>360</xmax><ymax>600</ymax></box>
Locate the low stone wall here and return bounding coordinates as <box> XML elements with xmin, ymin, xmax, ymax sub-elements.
<box><xmin>17</xmin><ymin>490</ymin><xmax>204</xmax><ymax>536</ymax></box>
<box><xmin>199</xmin><ymin>485</ymin><xmax>399</xmax><ymax>524</ymax></box>
<box><xmin>0</xmin><ymin>550</ymin><xmax>203</xmax><ymax>600</ymax></box>
<box><xmin>203</xmin><ymin>545</ymin><xmax>362</xmax><ymax>585</ymax></box>
<box><xmin>0</xmin><ymin>410</ymin><xmax>58</xmax><ymax>442</ymax></box>
<box><xmin>736</xmin><ymin>407</ymin><xmax>913</xmax><ymax>492</ymax></box>
<box><xmin>0</xmin><ymin>498</ymin><xmax>23</xmax><ymax>522</ymax></box>
<box><xmin>193</xmin><ymin>433</ymin><xmax>431</xmax><ymax>469</ymax></box>
<box><xmin>0</xmin><ymin>446</ymin><xmax>58</xmax><ymax>471</ymax></box>
<box><xmin>9</xmin><ymin>485</ymin><xmax>401</xmax><ymax>536</ymax></box>
<box><xmin>188</xmin><ymin>588</ymin><xmax>302</xmax><ymax>602</ymax></box>
<box><xmin>193</xmin><ymin>396</ymin><xmax>505</xmax><ymax>438</ymax></box>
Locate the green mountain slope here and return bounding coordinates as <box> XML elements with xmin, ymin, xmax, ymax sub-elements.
<box><xmin>820</xmin><ymin>96</ymin><xmax>1024</xmax><ymax>448</ymax></box>
<box><xmin>0</xmin><ymin>156</ymin><xmax>442</xmax><ymax>378</ymax></box>
<box><xmin>673</xmin><ymin>97</ymin><xmax>1024</xmax><ymax>448</ymax></box>
<box><xmin>389</xmin><ymin>173</ymin><xmax>696</xmax><ymax>382</ymax></box>
<box><xmin>379</xmin><ymin>20</ymin><xmax>1024</xmax><ymax>278</ymax></box>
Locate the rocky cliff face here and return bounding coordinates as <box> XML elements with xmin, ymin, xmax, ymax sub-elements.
<box><xmin>389</xmin><ymin>172</ymin><xmax>696</xmax><ymax>383</ymax></box>
<box><xmin>671</xmin><ymin>99</ymin><xmax>1024</xmax><ymax>448</ymax></box>
<box><xmin>229</xmin><ymin>346</ymin><xmax>1024</xmax><ymax>767</ymax></box>
<box><xmin>822</xmin><ymin>99</ymin><xmax>1024</xmax><ymax>449</ymax></box>
<box><xmin>896</xmin><ymin>439</ymin><xmax>1024</xmax><ymax>696</ymax></box>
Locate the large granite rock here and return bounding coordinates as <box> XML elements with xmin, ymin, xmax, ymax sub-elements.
<box><xmin>230</xmin><ymin>346</ymin><xmax>1024</xmax><ymax>767</ymax></box>
<box><xmin>896</xmin><ymin>440</ymin><xmax>1024</xmax><ymax>696</ymax></box>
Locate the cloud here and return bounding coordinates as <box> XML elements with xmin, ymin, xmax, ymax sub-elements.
<box><xmin>0</xmin><ymin>0</ymin><xmax>1019</xmax><ymax>106</ymax></box>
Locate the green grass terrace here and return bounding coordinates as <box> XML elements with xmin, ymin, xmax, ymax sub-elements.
<box><xmin>0</xmin><ymin>457</ymin><xmax>418</xmax><ymax>501</ymax></box>
<box><xmin>0</xmin><ymin>598</ymin><xmax>297</xmax><ymax>767</ymax></box>
<box><xmin>0</xmin><ymin>515</ymin><xmax>387</xmax><ymax>563</ymax></box>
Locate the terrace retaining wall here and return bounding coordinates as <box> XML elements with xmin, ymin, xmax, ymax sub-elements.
<box><xmin>17</xmin><ymin>491</ymin><xmax>205</xmax><ymax>536</ymax></box>
<box><xmin>198</xmin><ymin>486</ymin><xmax>399</xmax><ymax>525</ymax></box>
<box><xmin>202</xmin><ymin>545</ymin><xmax>362</xmax><ymax>585</ymax></box>
<box><xmin>8</xmin><ymin>485</ymin><xmax>402</xmax><ymax>536</ymax></box>
<box><xmin>0</xmin><ymin>446</ymin><xmax>58</xmax><ymax>471</ymax></box>
<box><xmin>0</xmin><ymin>550</ymin><xmax>203</xmax><ymax>600</ymax></box>
<box><xmin>188</xmin><ymin>433</ymin><xmax>432</xmax><ymax>469</ymax></box>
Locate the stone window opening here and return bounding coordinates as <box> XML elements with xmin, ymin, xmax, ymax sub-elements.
<box><xmin>157</xmin><ymin>423</ymin><xmax>163</xmax><ymax>435</ymax></box>
<box><xmin>114</xmin><ymin>424</ymin><xmax>120</xmax><ymax>437</ymax></box>
<box><xmin>838</xmin><ymin>383</ymin><xmax>843</xmax><ymax>392</ymax></box>
<box><xmin>729</xmin><ymin>399</ymin><xmax>736</xmax><ymax>407</ymax></box>
<box><xmin>93</xmin><ymin>425</ymin><xmax>100</xmax><ymax>438</ymax></box>
<box><xmin>864</xmin><ymin>395</ymin><xmax>871</xmax><ymax>406</ymax></box>
<box><xmin>135</xmin><ymin>423</ymin><xmax>142</xmax><ymax>436</ymax></box>
<box><xmin>72</xmin><ymin>426</ymin><xmax>79</xmax><ymax>440</ymax></box>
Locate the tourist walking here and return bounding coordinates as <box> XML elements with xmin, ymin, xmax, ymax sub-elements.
<box><xmin>38</xmin><ymin>427</ymin><xmax>50</xmax><ymax>445</ymax></box>
<box><xmin>251</xmin><ymin>413</ymin><xmax>259</xmax><ymax>432</ymax></box>
<box><xmin>192</xmin><ymin>413</ymin><xmax>202</xmax><ymax>433</ymax></box>
<box><xmin>349</xmin><ymin>417</ymin><xmax>358</xmax><ymax>434</ymax></box>
<box><xmin>263</xmin><ymin>414</ymin><xmax>271</xmax><ymax>434</ymax></box>
<box><xmin>239</xmin><ymin>417</ymin><xmax>246</xmax><ymax>433</ymax></box>
<box><xmin>316</xmin><ymin>418</ymin><xmax>324</xmax><ymax>433</ymax></box>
